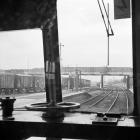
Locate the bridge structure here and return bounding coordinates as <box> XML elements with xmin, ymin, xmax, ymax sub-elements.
<box><xmin>61</xmin><ymin>67</ymin><xmax>133</xmax><ymax>90</ymax></box>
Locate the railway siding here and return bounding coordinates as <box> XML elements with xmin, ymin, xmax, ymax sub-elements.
<box><xmin>65</xmin><ymin>87</ymin><xmax>133</xmax><ymax>115</ymax></box>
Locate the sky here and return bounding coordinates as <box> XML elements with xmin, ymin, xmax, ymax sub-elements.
<box><xmin>0</xmin><ymin>29</ymin><xmax>44</xmax><ymax>69</ymax></box>
<box><xmin>0</xmin><ymin>0</ymin><xmax>132</xmax><ymax>69</ymax></box>
<box><xmin>57</xmin><ymin>0</ymin><xmax>132</xmax><ymax>67</ymax></box>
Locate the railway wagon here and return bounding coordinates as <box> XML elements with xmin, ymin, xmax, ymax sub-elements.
<box><xmin>0</xmin><ymin>73</ymin><xmax>15</xmax><ymax>94</ymax></box>
<box><xmin>15</xmin><ymin>74</ymin><xmax>35</xmax><ymax>93</ymax></box>
<box><xmin>0</xmin><ymin>73</ymin><xmax>90</xmax><ymax>94</ymax></box>
<box><xmin>80</xmin><ymin>79</ymin><xmax>91</xmax><ymax>88</ymax></box>
<box><xmin>0</xmin><ymin>73</ymin><xmax>46</xmax><ymax>94</ymax></box>
<box><xmin>61</xmin><ymin>77</ymin><xmax>74</xmax><ymax>90</ymax></box>
<box><xmin>14</xmin><ymin>74</ymin><xmax>45</xmax><ymax>93</ymax></box>
<box><xmin>61</xmin><ymin>77</ymin><xmax>68</xmax><ymax>89</ymax></box>
<box><xmin>32</xmin><ymin>75</ymin><xmax>45</xmax><ymax>92</ymax></box>
<box><xmin>61</xmin><ymin>76</ymin><xmax>91</xmax><ymax>90</ymax></box>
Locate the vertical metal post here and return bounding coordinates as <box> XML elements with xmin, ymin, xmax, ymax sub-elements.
<box><xmin>79</xmin><ymin>71</ymin><xmax>81</xmax><ymax>90</ymax></box>
<box><xmin>127</xmin><ymin>75</ymin><xmax>130</xmax><ymax>90</ymax></box>
<box><xmin>132</xmin><ymin>0</ymin><xmax>140</xmax><ymax>115</ymax></box>
<box><xmin>68</xmin><ymin>75</ymin><xmax>70</xmax><ymax>90</ymax></box>
<box><xmin>101</xmin><ymin>74</ymin><xmax>104</xmax><ymax>89</ymax></box>
<box><xmin>75</xmin><ymin>70</ymin><xmax>79</xmax><ymax>91</ymax></box>
<box><xmin>42</xmin><ymin>1</ymin><xmax>62</xmax><ymax>103</ymax></box>
<box><xmin>59</xmin><ymin>43</ymin><xmax>64</xmax><ymax>61</ymax></box>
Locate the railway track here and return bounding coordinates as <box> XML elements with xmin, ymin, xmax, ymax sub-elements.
<box><xmin>73</xmin><ymin>85</ymin><xmax>131</xmax><ymax>115</ymax></box>
<box><xmin>89</xmin><ymin>90</ymin><xmax>113</xmax><ymax>108</ymax></box>
<box><xmin>79</xmin><ymin>89</ymin><xmax>111</xmax><ymax>105</ymax></box>
<box><xmin>120</xmin><ymin>88</ymin><xmax>129</xmax><ymax>115</ymax></box>
<box><xmin>12</xmin><ymin>85</ymin><xmax>132</xmax><ymax>115</ymax></box>
<box><xmin>105</xmin><ymin>89</ymin><xmax>119</xmax><ymax>113</ymax></box>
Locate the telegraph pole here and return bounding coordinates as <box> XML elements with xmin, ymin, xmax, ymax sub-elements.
<box><xmin>59</xmin><ymin>43</ymin><xmax>64</xmax><ymax>59</ymax></box>
<box><xmin>107</xmin><ymin>3</ymin><xmax>109</xmax><ymax>66</ymax></box>
<box><xmin>59</xmin><ymin>43</ymin><xmax>64</xmax><ymax>67</ymax></box>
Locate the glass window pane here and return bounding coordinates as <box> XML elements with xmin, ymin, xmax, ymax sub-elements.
<box><xmin>57</xmin><ymin>0</ymin><xmax>133</xmax><ymax>114</ymax></box>
<box><xmin>0</xmin><ymin>29</ymin><xmax>46</xmax><ymax>107</ymax></box>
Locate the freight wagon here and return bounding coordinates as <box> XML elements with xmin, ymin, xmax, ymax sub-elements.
<box><xmin>0</xmin><ymin>73</ymin><xmax>45</xmax><ymax>94</ymax></box>
<box><xmin>0</xmin><ymin>73</ymin><xmax>90</xmax><ymax>95</ymax></box>
<box><xmin>61</xmin><ymin>77</ymin><xmax>75</xmax><ymax>90</ymax></box>
<box><xmin>80</xmin><ymin>79</ymin><xmax>91</xmax><ymax>88</ymax></box>
<box><xmin>0</xmin><ymin>73</ymin><xmax>15</xmax><ymax>94</ymax></box>
<box><xmin>61</xmin><ymin>76</ymin><xmax>91</xmax><ymax>90</ymax></box>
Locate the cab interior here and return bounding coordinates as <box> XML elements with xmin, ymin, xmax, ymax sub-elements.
<box><xmin>0</xmin><ymin>0</ymin><xmax>139</xmax><ymax>140</ymax></box>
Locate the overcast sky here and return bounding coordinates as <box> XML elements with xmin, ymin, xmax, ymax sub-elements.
<box><xmin>0</xmin><ymin>0</ymin><xmax>132</xmax><ymax>69</ymax></box>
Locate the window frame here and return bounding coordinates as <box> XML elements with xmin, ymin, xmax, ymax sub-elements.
<box><xmin>132</xmin><ymin>0</ymin><xmax>140</xmax><ymax>116</ymax></box>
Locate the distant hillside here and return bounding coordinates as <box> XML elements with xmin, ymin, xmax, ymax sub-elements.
<box><xmin>2</xmin><ymin>67</ymin><xmax>133</xmax><ymax>75</ymax></box>
<box><xmin>0</xmin><ymin>69</ymin><xmax>5</xmax><ymax>73</ymax></box>
<box><xmin>3</xmin><ymin>68</ymin><xmax>44</xmax><ymax>74</ymax></box>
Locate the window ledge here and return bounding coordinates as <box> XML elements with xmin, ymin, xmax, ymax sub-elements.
<box><xmin>0</xmin><ymin>111</ymin><xmax>140</xmax><ymax>139</ymax></box>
